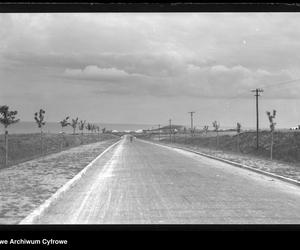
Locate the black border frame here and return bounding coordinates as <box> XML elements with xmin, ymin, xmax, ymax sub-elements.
<box><xmin>0</xmin><ymin>2</ymin><xmax>300</xmax><ymax>13</ymax></box>
<box><xmin>0</xmin><ymin>2</ymin><xmax>299</xmax><ymax>244</ymax></box>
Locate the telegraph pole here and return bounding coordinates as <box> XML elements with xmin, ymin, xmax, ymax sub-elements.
<box><xmin>251</xmin><ymin>88</ymin><xmax>264</xmax><ymax>149</ymax></box>
<box><xmin>169</xmin><ymin>119</ymin><xmax>172</xmax><ymax>142</ymax></box>
<box><xmin>188</xmin><ymin>111</ymin><xmax>195</xmax><ymax>136</ymax></box>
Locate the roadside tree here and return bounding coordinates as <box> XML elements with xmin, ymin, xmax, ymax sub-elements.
<box><xmin>86</xmin><ymin>123</ymin><xmax>92</xmax><ymax>134</ymax></box>
<box><xmin>59</xmin><ymin>116</ymin><xmax>70</xmax><ymax>150</ymax></box>
<box><xmin>60</xmin><ymin>116</ymin><xmax>70</xmax><ymax>133</ymax></box>
<box><xmin>0</xmin><ymin>105</ymin><xmax>20</xmax><ymax>167</ymax></box>
<box><xmin>71</xmin><ymin>117</ymin><xmax>79</xmax><ymax>135</ymax></box>
<box><xmin>34</xmin><ymin>109</ymin><xmax>46</xmax><ymax>155</ymax></box>
<box><xmin>203</xmin><ymin>125</ymin><xmax>209</xmax><ymax>136</ymax></box>
<box><xmin>78</xmin><ymin>120</ymin><xmax>86</xmax><ymax>135</ymax></box>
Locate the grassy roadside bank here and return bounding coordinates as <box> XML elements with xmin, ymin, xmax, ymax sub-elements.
<box><xmin>138</xmin><ymin>134</ymin><xmax>300</xmax><ymax>183</ymax></box>
<box><xmin>0</xmin><ymin>133</ymin><xmax>119</xmax><ymax>169</ymax></box>
<box><xmin>139</xmin><ymin>131</ymin><xmax>300</xmax><ymax>163</ymax></box>
<box><xmin>0</xmin><ymin>138</ymin><xmax>120</xmax><ymax>224</ymax></box>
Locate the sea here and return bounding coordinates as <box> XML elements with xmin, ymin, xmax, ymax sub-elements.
<box><xmin>0</xmin><ymin>121</ymin><xmax>156</xmax><ymax>134</ymax></box>
<box><xmin>0</xmin><ymin>121</ymin><xmax>288</xmax><ymax>135</ymax></box>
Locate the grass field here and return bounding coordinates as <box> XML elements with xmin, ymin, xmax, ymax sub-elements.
<box><xmin>0</xmin><ymin>133</ymin><xmax>119</xmax><ymax>168</ymax></box>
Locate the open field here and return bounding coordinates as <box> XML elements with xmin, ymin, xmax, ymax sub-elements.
<box><xmin>0</xmin><ymin>133</ymin><xmax>119</xmax><ymax>168</ymax></box>
<box><xmin>0</xmin><ymin>138</ymin><xmax>120</xmax><ymax>224</ymax></box>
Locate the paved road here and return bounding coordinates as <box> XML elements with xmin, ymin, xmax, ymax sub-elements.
<box><xmin>35</xmin><ymin>136</ymin><xmax>300</xmax><ymax>224</ymax></box>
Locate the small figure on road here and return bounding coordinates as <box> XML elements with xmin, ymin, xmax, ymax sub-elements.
<box><xmin>130</xmin><ymin>135</ymin><xmax>133</xmax><ymax>142</ymax></box>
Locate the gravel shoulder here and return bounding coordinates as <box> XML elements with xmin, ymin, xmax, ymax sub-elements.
<box><xmin>0</xmin><ymin>138</ymin><xmax>119</xmax><ymax>224</ymax></box>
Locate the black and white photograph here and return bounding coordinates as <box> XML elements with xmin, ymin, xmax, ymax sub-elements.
<box><xmin>1</xmin><ymin>3</ymin><xmax>300</xmax><ymax>233</ymax></box>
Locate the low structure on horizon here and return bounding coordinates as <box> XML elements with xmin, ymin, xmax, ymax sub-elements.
<box><xmin>290</xmin><ymin>125</ymin><xmax>300</xmax><ymax>130</ymax></box>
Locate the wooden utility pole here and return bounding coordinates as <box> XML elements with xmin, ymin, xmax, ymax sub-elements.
<box><xmin>236</xmin><ymin>122</ymin><xmax>241</xmax><ymax>153</ymax></box>
<box><xmin>158</xmin><ymin>124</ymin><xmax>160</xmax><ymax>141</ymax></box>
<box><xmin>188</xmin><ymin>111</ymin><xmax>195</xmax><ymax>137</ymax></box>
<box><xmin>267</xmin><ymin>110</ymin><xmax>276</xmax><ymax>160</ymax></box>
<box><xmin>251</xmin><ymin>88</ymin><xmax>263</xmax><ymax>149</ymax></box>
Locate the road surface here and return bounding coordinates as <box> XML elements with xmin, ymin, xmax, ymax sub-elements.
<box><xmin>34</xmin><ymin>136</ymin><xmax>300</xmax><ymax>224</ymax></box>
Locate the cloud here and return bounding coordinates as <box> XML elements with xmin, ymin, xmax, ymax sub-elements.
<box><xmin>183</xmin><ymin>64</ymin><xmax>295</xmax><ymax>99</ymax></box>
<box><xmin>2</xmin><ymin>13</ymin><xmax>300</xmax><ymax>100</ymax></box>
<box><xmin>60</xmin><ymin>63</ymin><xmax>295</xmax><ymax>99</ymax></box>
<box><xmin>3</xmin><ymin>51</ymin><xmax>188</xmax><ymax>78</ymax></box>
<box><xmin>63</xmin><ymin>65</ymin><xmax>132</xmax><ymax>82</ymax></box>
<box><xmin>62</xmin><ymin>65</ymin><xmax>168</xmax><ymax>96</ymax></box>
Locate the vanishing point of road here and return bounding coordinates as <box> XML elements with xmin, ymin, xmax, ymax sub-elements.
<box><xmin>33</xmin><ymin>136</ymin><xmax>300</xmax><ymax>224</ymax></box>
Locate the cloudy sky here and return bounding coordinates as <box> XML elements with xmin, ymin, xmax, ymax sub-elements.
<box><xmin>1</xmin><ymin>13</ymin><xmax>300</xmax><ymax>128</ymax></box>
